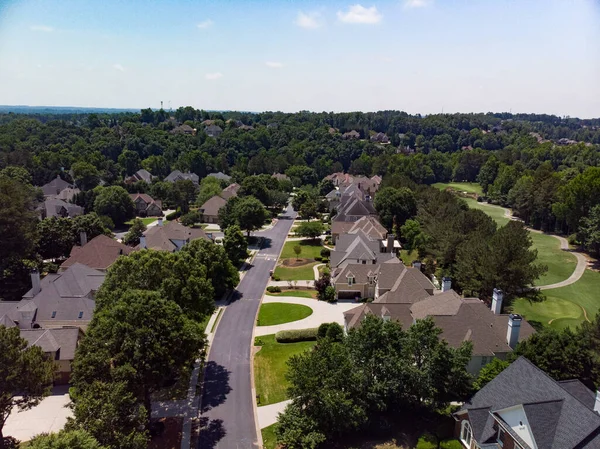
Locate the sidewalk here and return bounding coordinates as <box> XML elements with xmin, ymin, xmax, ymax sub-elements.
<box><xmin>257</xmin><ymin>399</ymin><xmax>292</xmax><ymax>429</ymax></box>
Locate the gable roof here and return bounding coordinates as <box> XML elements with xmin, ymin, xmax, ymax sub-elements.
<box><xmin>20</xmin><ymin>327</ymin><xmax>81</xmax><ymax>360</ymax></box>
<box><xmin>61</xmin><ymin>234</ymin><xmax>133</xmax><ymax>271</ymax></box>
<box><xmin>129</xmin><ymin>193</ymin><xmax>162</xmax><ymax>210</ymax></box>
<box><xmin>164</xmin><ymin>170</ymin><xmax>200</xmax><ymax>183</ymax></box>
<box><xmin>348</xmin><ymin>216</ymin><xmax>387</xmax><ymax>240</ymax></box>
<box><xmin>344</xmin><ymin>303</ymin><xmax>414</xmax><ymax>330</ymax></box>
<box><xmin>461</xmin><ymin>357</ymin><xmax>600</xmax><ymax>449</ymax></box>
<box><xmin>207</xmin><ymin>172</ymin><xmax>231</xmax><ymax>181</ymax></box>
<box><xmin>142</xmin><ymin>221</ymin><xmax>211</xmax><ymax>251</ymax></box>
<box><xmin>127</xmin><ymin>169</ymin><xmax>153</xmax><ymax>183</ymax></box>
<box><xmin>38</xmin><ymin>198</ymin><xmax>84</xmax><ymax>219</ymax></box>
<box><xmin>40</xmin><ymin>176</ymin><xmax>73</xmax><ymax>197</ymax></box>
<box><xmin>200</xmin><ymin>195</ymin><xmax>228</xmax><ymax>216</ymax></box>
<box><xmin>220</xmin><ymin>183</ymin><xmax>240</xmax><ymax>200</ymax></box>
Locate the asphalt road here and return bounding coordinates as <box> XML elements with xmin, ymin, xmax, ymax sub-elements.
<box><xmin>199</xmin><ymin>205</ymin><xmax>296</xmax><ymax>449</ymax></box>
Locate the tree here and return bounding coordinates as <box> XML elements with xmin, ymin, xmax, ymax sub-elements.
<box><xmin>0</xmin><ymin>177</ymin><xmax>40</xmax><ymax>301</ymax></box>
<box><xmin>71</xmin><ymin>161</ymin><xmax>100</xmax><ymax>191</ymax></box>
<box><xmin>554</xmin><ymin>167</ymin><xmax>600</xmax><ymax>233</ymax></box>
<box><xmin>399</xmin><ymin>219</ymin><xmax>429</xmax><ymax>257</ymax></box>
<box><xmin>239</xmin><ymin>175</ymin><xmax>271</xmax><ymax>205</ymax></box>
<box><xmin>26</xmin><ymin>429</ymin><xmax>104</xmax><ymax>449</ymax></box>
<box><xmin>93</xmin><ymin>186</ymin><xmax>135</xmax><ymax>226</ymax></box>
<box><xmin>71</xmin><ymin>213</ymin><xmax>110</xmax><ymax>241</ymax></box>
<box><xmin>234</xmin><ymin>196</ymin><xmax>268</xmax><ymax>236</ymax></box>
<box><xmin>473</xmin><ymin>358</ymin><xmax>509</xmax><ymax>390</ymax></box>
<box><xmin>37</xmin><ymin>217</ymin><xmax>75</xmax><ymax>260</ymax></box>
<box><xmin>122</xmin><ymin>219</ymin><xmax>146</xmax><ymax>246</ymax></box>
<box><xmin>171</xmin><ymin>180</ymin><xmax>197</xmax><ymax>213</ymax></box>
<box><xmin>315</xmin><ymin>272</ymin><xmax>331</xmax><ymax>301</ymax></box>
<box><xmin>218</xmin><ymin>196</ymin><xmax>240</xmax><ymax>230</ymax></box>
<box><xmin>117</xmin><ymin>150</ymin><xmax>141</xmax><ymax>176</ymax></box>
<box><xmin>180</xmin><ymin>210</ymin><xmax>200</xmax><ymax>227</ymax></box>
<box><xmin>322</xmin><ymin>286</ymin><xmax>336</xmax><ymax>303</ymax></box>
<box><xmin>293</xmin><ymin>245</ymin><xmax>302</xmax><ymax>260</ymax></box>
<box><xmin>579</xmin><ymin>204</ymin><xmax>600</xmax><ymax>256</ymax></box>
<box><xmin>374</xmin><ymin>187</ymin><xmax>417</xmax><ymax>231</ymax></box>
<box><xmin>0</xmin><ymin>166</ymin><xmax>32</xmax><ymax>185</ymax></box>
<box><xmin>0</xmin><ymin>326</ymin><xmax>56</xmax><ymax>448</ymax></box>
<box><xmin>71</xmin><ymin>290</ymin><xmax>204</xmax><ymax>432</ymax></box>
<box><xmin>299</xmin><ymin>200</ymin><xmax>318</xmax><ymax>221</ymax></box>
<box><xmin>477</xmin><ymin>155</ymin><xmax>499</xmax><ymax>194</ymax></box>
<box><xmin>223</xmin><ymin>225</ymin><xmax>248</xmax><ymax>266</ymax></box>
<box><xmin>196</xmin><ymin>177</ymin><xmax>223</xmax><ymax>206</ymax></box>
<box><xmin>295</xmin><ymin>221</ymin><xmax>324</xmax><ymax>240</ymax></box>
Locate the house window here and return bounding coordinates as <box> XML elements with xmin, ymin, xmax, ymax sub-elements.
<box><xmin>368</xmin><ymin>276</ymin><xmax>375</xmax><ymax>285</ymax></box>
<box><xmin>347</xmin><ymin>276</ymin><xmax>355</xmax><ymax>286</ymax></box>
<box><xmin>497</xmin><ymin>428</ymin><xmax>505</xmax><ymax>447</ymax></box>
<box><xmin>78</xmin><ymin>311</ymin><xmax>84</xmax><ymax>319</ymax></box>
<box><xmin>51</xmin><ymin>311</ymin><xmax>57</xmax><ymax>318</ymax></box>
<box><xmin>460</xmin><ymin>420</ymin><xmax>473</xmax><ymax>448</ymax></box>
<box><xmin>480</xmin><ymin>356</ymin><xmax>489</xmax><ymax>366</ymax></box>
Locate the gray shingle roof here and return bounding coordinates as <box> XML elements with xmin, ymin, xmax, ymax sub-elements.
<box><xmin>40</xmin><ymin>176</ymin><xmax>73</xmax><ymax>197</ymax></box>
<box><xmin>164</xmin><ymin>170</ymin><xmax>200</xmax><ymax>183</ymax></box>
<box><xmin>20</xmin><ymin>327</ymin><xmax>80</xmax><ymax>360</ymax></box>
<box><xmin>61</xmin><ymin>234</ymin><xmax>133</xmax><ymax>271</ymax></box>
<box><xmin>200</xmin><ymin>195</ymin><xmax>227</xmax><ymax>217</ymax></box>
<box><xmin>38</xmin><ymin>198</ymin><xmax>84</xmax><ymax>219</ymax></box>
<box><xmin>142</xmin><ymin>221</ymin><xmax>211</xmax><ymax>252</ymax></box>
<box><xmin>207</xmin><ymin>172</ymin><xmax>231</xmax><ymax>181</ymax></box>
<box><xmin>461</xmin><ymin>357</ymin><xmax>600</xmax><ymax>449</ymax></box>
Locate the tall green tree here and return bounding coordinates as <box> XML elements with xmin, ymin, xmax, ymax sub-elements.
<box><xmin>196</xmin><ymin>176</ymin><xmax>223</xmax><ymax>206</ymax></box>
<box><xmin>37</xmin><ymin>217</ymin><xmax>75</xmax><ymax>260</ymax></box>
<box><xmin>578</xmin><ymin>204</ymin><xmax>600</xmax><ymax>256</ymax></box>
<box><xmin>71</xmin><ymin>161</ymin><xmax>100</xmax><ymax>191</ymax></box>
<box><xmin>223</xmin><ymin>224</ymin><xmax>248</xmax><ymax>266</ymax></box>
<box><xmin>0</xmin><ymin>326</ymin><xmax>56</xmax><ymax>448</ymax></box>
<box><xmin>233</xmin><ymin>196</ymin><xmax>268</xmax><ymax>236</ymax></box>
<box><xmin>26</xmin><ymin>429</ymin><xmax>104</xmax><ymax>449</ymax></box>
<box><xmin>374</xmin><ymin>187</ymin><xmax>417</xmax><ymax>231</ymax></box>
<box><xmin>93</xmin><ymin>186</ymin><xmax>135</xmax><ymax>226</ymax></box>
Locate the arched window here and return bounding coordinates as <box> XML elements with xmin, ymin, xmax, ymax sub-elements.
<box><xmin>460</xmin><ymin>420</ymin><xmax>473</xmax><ymax>448</ymax></box>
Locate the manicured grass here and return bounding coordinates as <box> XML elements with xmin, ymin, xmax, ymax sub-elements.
<box><xmin>274</xmin><ymin>262</ymin><xmax>319</xmax><ymax>281</ymax></box>
<box><xmin>433</xmin><ymin>182</ymin><xmax>483</xmax><ymax>196</ymax></box>
<box><xmin>280</xmin><ymin>239</ymin><xmax>323</xmax><ymax>260</ymax></box>
<box><xmin>461</xmin><ymin>197</ymin><xmax>510</xmax><ymax>226</ymax></box>
<box><xmin>125</xmin><ymin>217</ymin><xmax>158</xmax><ymax>226</ymax></box>
<box><xmin>254</xmin><ymin>334</ymin><xmax>316</xmax><ymax>405</ymax></box>
<box><xmin>261</xmin><ymin>423</ymin><xmax>278</xmax><ymax>449</ymax></box>
<box><xmin>266</xmin><ymin>289</ymin><xmax>317</xmax><ymax>298</ymax></box>
<box><xmin>257</xmin><ymin>302</ymin><xmax>313</xmax><ymax>326</ymax></box>
<box><xmin>210</xmin><ymin>308</ymin><xmax>223</xmax><ymax>333</ymax></box>
<box><xmin>512</xmin><ymin>269</ymin><xmax>600</xmax><ymax>330</ymax></box>
<box><xmin>416</xmin><ymin>436</ymin><xmax>462</xmax><ymax>449</ymax></box>
<box><xmin>530</xmin><ymin>232</ymin><xmax>577</xmax><ymax>286</ymax></box>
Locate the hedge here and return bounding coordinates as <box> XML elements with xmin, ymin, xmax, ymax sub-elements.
<box><xmin>166</xmin><ymin>209</ymin><xmax>181</xmax><ymax>221</ymax></box>
<box><xmin>275</xmin><ymin>327</ymin><xmax>318</xmax><ymax>343</ymax></box>
<box><xmin>266</xmin><ymin>286</ymin><xmax>282</xmax><ymax>293</ymax></box>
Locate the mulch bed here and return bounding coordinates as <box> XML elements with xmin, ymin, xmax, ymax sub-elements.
<box><xmin>148</xmin><ymin>417</ymin><xmax>183</xmax><ymax>449</ymax></box>
<box><xmin>281</xmin><ymin>258</ymin><xmax>314</xmax><ymax>267</ymax></box>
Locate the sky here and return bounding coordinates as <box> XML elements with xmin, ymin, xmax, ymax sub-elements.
<box><xmin>0</xmin><ymin>0</ymin><xmax>599</xmax><ymax>117</ymax></box>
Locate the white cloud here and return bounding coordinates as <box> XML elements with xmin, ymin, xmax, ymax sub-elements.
<box><xmin>205</xmin><ymin>72</ymin><xmax>223</xmax><ymax>80</ymax></box>
<box><xmin>337</xmin><ymin>4</ymin><xmax>382</xmax><ymax>24</ymax></box>
<box><xmin>403</xmin><ymin>0</ymin><xmax>433</xmax><ymax>8</ymax></box>
<box><xmin>30</xmin><ymin>25</ymin><xmax>54</xmax><ymax>32</ymax></box>
<box><xmin>266</xmin><ymin>61</ymin><xmax>283</xmax><ymax>69</ymax></box>
<box><xmin>295</xmin><ymin>11</ymin><xmax>321</xmax><ymax>29</ymax></box>
<box><xmin>113</xmin><ymin>64</ymin><xmax>125</xmax><ymax>72</ymax></box>
<box><xmin>197</xmin><ymin>19</ymin><xmax>213</xmax><ymax>29</ymax></box>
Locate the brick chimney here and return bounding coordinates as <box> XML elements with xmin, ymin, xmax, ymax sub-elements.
<box><xmin>387</xmin><ymin>234</ymin><xmax>395</xmax><ymax>253</ymax></box>
<box><xmin>442</xmin><ymin>277</ymin><xmax>451</xmax><ymax>292</ymax></box>
<box><xmin>507</xmin><ymin>314</ymin><xmax>522</xmax><ymax>349</ymax></box>
<box><xmin>30</xmin><ymin>268</ymin><xmax>41</xmax><ymax>296</ymax></box>
<box><xmin>491</xmin><ymin>288</ymin><xmax>503</xmax><ymax>315</ymax></box>
<box><xmin>80</xmin><ymin>231</ymin><xmax>88</xmax><ymax>247</ymax></box>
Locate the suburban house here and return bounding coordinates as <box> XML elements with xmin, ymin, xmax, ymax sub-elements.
<box><xmin>205</xmin><ymin>124</ymin><xmax>223</xmax><ymax>138</ymax></box>
<box><xmin>325</xmin><ymin>172</ymin><xmax>354</xmax><ymax>187</ymax></box>
<box><xmin>370</xmin><ymin>132</ymin><xmax>390</xmax><ymax>143</ymax></box>
<box><xmin>454</xmin><ymin>357</ymin><xmax>600</xmax><ymax>448</ymax></box>
<box><xmin>125</xmin><ymin>168</ymin><xmax>154</xmax><ymax>184</ymax></box>
<box><xmin>199</xmin><ymin>195</ymin><xmax>227</xmax><ymax>223</ymax></box>
<box><xmin>129</xmin><ymin>193</ymin><xmax>163</xmax><ymax>216</ymax></box>
<box><xmin>272</xmin><ymin>173</ymin><xmax>290</xmax><ymax>182</ymax></box>
<box><xmin>19</xmin><ymin>327</ymin><xmax>83</xmax><ymax>384</ymax></box>
<box><xmin>0</xmin><ymin>263</ymin><xmax>104</xmax><ymax>332</ymax></box>
<box><xmin>61</xmin><ymin>234</ymin><xmax>133</xmax><ymax>271</ymax></box>
<box><xmin>331</xmin><ymin>215</ymin><xmax>388</xmax><ymax>244</ymax></box>
<box><xmin>331</xmin><ymin>192</ymin><xmax>378</xmax><ymax>231</ymax></box>
<box><xmin>171</xmin><ymin>124</ymin><xmax>195</xmax><ymax>135</ymax></box>
<box><xmin>330</xmin><ymin>231</ymin><xmax>399</xmax><ymax>270</ymax></box>
<box><xmin>164</xmin><ymin>170</ymin><xmax>200</xmax><ymax>184</ymax></box>
<box><xmin>139</xmin><ymin>220</ymin><xmax>211</xmax><ymax>252</ymax></box>
<box><xmin>52</xmin><ymin>186</ymin><xmax>80</xmax><ymax>202</ymax></box>
<box><xmin>207</xmin><ymin>171</ymin><xmax>232</xmax><ymax>182</ymax></box>
<box><xmin>38</xmin><ymin>198</ymin><xmax>84</xmax><ymax>219</ymax></box>
<box><xmin>220</xmin><ymin>183</ymin><xmax>240</xmax><ymax>200</ymax></box>
<box><xmin>40</xmin><ymin>175</ymin><xmax>74</xmax><ymax>198</ymax></box>
<box><xmin>342</xmin><ymin>130</ymin><xmax>361</xmax><ymax>140</ymax></box>
<box><xmin>341</xmin><ymin>269</ymin><xmax>535</xmax><ymax>375</ymax></box>
<box><xmin>239</xmin><ymin>124</ymin><xmax>254</xmax><ymax>131</ymax></box>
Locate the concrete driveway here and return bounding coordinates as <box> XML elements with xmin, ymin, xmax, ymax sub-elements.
<box><xmin>3</xmin><ymin>385</ymin><xmax>72</xmax><ymax>442</ymax></box>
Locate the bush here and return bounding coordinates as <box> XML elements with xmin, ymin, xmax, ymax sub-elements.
<box><xmin>317</xmin><ymin>323</ymin><xmax>331</xmax><ymax>339</ymax></box>
<box><xmin>314</xmin><ymin>256</ymin><xmax>323</xmax><ymax>262</ymax></box>
<box><xmin>266</xmin><ymin>286</ymin><xmax>282</xmax><ymax>293</ymax></box>
<box><xmin>568</xmin><ymin>233</ymin><xmax>579</xmax><ymax>246</ymax></box>
<box><xmin>321</xmin><ymin>257</ymin><xmax>330</xmax><ymax>264</ymax></box>
<box><xmin>1</xmin><ymin>437</ymin><xmax>20</xmax><ymax>449</ymax></box>
<box><xmin>181</xmin><ymin>210</ymin><xmax>200</xmax><ymax>226</ymax></box>
<box><xmin>272</xmin><ymin>274</ymin><xmax>281</xmax><ymax>281</ymax></box>
<box><xmin>323</xmin><ymin>285</ymin><xmax>336</xmax><ymax>303</ymax></box>
<box><xmin>275</xmin><ymin>327</ymin><xmax>318</xmax><ymax>343</ymax></box>
<box><xmin>320</xmin><ymin>248</ymin><xmax>330</xmax><ymax>258</ymax></box>
<box><xmin>166</xmin><ymin>209</ymin><xmax>181</xmax><ymax>221</ymax></box>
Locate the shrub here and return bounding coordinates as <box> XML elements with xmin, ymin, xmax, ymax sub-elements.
<box><xmin>325</xmin><ymin>322</ymin><xmax>344</xmax><ymax>341</ymax></box>
<box><xmin>266</xmin><ymin>286</ymin><xmax>282</xmax><ymax>293</ymax></box>
<box><xmin>272</xmin><ymin>274</ymin><xmax>281</xmax><ymax>281</ymax></box>
<box><xmin>166</xmin><ymin>209</ymin><xmax>181</xmax><ymax>221</ymax></box>
<box><xmin>320</xmin><ymin>248</ymin><xmax>330</xmax><ymax>258</ymax></box>
<box><xmin>568</xmin><ymin>233</ymin><xmax>579</xmax><ymax>246</ymax></box>
<box><xmin>317</xmin><ymin>323</ymin><xmax>331</xmax><ymax>339</ymax></box>
<box><xmin>323</xmin><ymin>285</ymin><xmax>336</xmax><ymax>303</ymax></box>
<box><xmin>275</xmin><ymin>327</ymin><xmax>318</xmax><ymax>343</ymax></box>
<box><xmin>181</xmin><ymin>210</ymin><xmax>200</xmax><ymax>227</ymax></box>
<box><xmin>314</xmin><ymin>256</ymin><xmax>323</xmax><ymax>262</ymax></box>
<box><xmin>321</xmin><ymin>257</ymin><xmax>330</xmax><ymax>264</ymax></box>
<box><xmin>1</xmin><ymin>437</ymin><xmax>20</xmax><ymax>449</ymax></box>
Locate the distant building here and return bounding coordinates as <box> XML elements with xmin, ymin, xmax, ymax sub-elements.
<box><xmin>220</xmin><ymin>183</ymin><xmax>240</xmax><ymax>200</ymax></box>
<box><xmin>38</xmin><ymin>198</ymin><xmax>83</xmax><ymax>219</ymax></box>
<box><xmin>170</xmin><ymin>124</ymin><xmax>195</xmax><ymax>135</ymax></box>
<box><xmin>207</xmin><ymin>172</ymin><xmax>232</xmax><ymax>182</ymax></box>
<box><xmin>139</xmin><ymin>220</ymin><xmax>211</xmax><ymax>252</ymax></box>
<box><xmin>199</xmin><ymin>195</ymin><xmax>228</xmax><ymax>224</ymax></box>
<box><xmin>272</xmin><ymin>173</ymin><xmax>290</xmax><ymax>182</ymax></box>
<box><xmin>40</xmin><ymin>176</ymin><xmax>74</xmax><ymax>198</ymax></box>
<box><xmin>164</xmin><ymin>170</ymin><xmax>199</xmax><ymax>184</ymax></box>
<box><xmin>61</xmin><ymin>234</ymin><xmax>133</xmax><ymax>272</ymax></box>
<box><xmin>370</xmin><ymin>132</ymin><xmax>389</xmax><ymax>143</ymax></box>
<box><xmin>129</xmin><ymin>193</ymin><xmax>163</xmax><ymax>216</ymax></box>
<box><xmin>342</xmin><ymin>130</ymin><xmax>360</xmax><ymax>140</ymax></box>
<box><xmin>205</xmin><ymin>124</ymin><xmax>223</xmax><ymax>138</ymax></box>
<box><xmin>125</xmin><ymin>169</ymin><xmax>154</xmax><ymax>184</ymax></box>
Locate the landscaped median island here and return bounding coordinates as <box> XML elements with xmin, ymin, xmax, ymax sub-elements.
<box><xmin>273</xmin><ymin>238</ymin><xmax>324</xmax><ymax>281</ymax></box>
<box><xmin>265</xmin><ymin>288</ymin><xmax>318</xmax><ymax>298</ymax></box>
<box><xmin>254</xmin><ymin>333</ymin><xmax>317</xmax><ymax>406</ymax></box>
<box><xmin>257</xmin><ymin>302</ymin><xmax>313</xmax><ymax>326</ymax></box>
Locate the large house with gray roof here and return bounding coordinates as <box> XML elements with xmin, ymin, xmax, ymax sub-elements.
<box><xmin>454</xmin><ymin>356</ymin><xmax>600</xmax><ymax>448</ymax></box>
<box><xmin>61</xmin><ymin>234</ymin><xmax>133</xmax><ymax>271</ymax></box>
<box><xmin>38</xmin><ymin>198</ymin><xmax>84</xmax><ymax>219</ymax></box>
<box><xmin>40</xmin><ymin>175</ymin><xmax>74</xmax><ymax>198</ymax></box>
<box><xmin>164</xmin><ymin>170</ymin><xmax>199</xmax><ymax>184</ymax></box>
<box><xmin>139</xmin><ymin>220</ymin><xmax>211</xmax><ymax>252</ymax></box>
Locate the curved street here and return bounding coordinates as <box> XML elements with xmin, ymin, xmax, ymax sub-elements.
<box><xmin>198</xmin><ymin>205</ymin><xmax>296</xmax><ymax>449</ymax></box>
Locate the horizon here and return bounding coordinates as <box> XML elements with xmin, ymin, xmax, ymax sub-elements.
<box><xmin>0</xmin><ymin>0</ymin><xmax>599</xmax><ymax>117</ymax></box>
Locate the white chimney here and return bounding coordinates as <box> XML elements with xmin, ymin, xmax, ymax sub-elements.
<box><xmin>80</xmin><ymin>231</ymin><xmax>88</xmax><ymax>247</ymax></box>
<box><xmin>412</xmin><ymin>260</ymin><xmax>422</xmax><ymax>270</ymax></box>
<box><xmin>30</xmin><ymin>268</ymin><xmax>41</xmax><ymax>295</ymax></box>
<box><xmin>491</xmin><ymin>288</ymin><xmax>503</xmax><ymax>315</ymax></box>
<box><xmin>140</xmin><ymin>236</ymin><xmax>147</xmax><ymax>249</ymax></box>
<box><xmin>507</xmin><ymin>314</ymin><xmax>522</xmax><ymax>349</ymax></box>
<box><xmin>442</xmin><ymin>277</ymin><xmax>451</xmax><ymax>292</ymax></box>
<box><xmin>594</xmin><ymin>391</ymin><xmax>600</xmax><ymax>414</ymax></box>
<box><xmin>157</xmin><ymin>218</ymin><xmax>164</xmax><ymax>227</ymax></box>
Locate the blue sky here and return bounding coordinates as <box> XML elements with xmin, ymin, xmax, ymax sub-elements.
<box><xmin>0</xmin><ymin>0</ymin><xmax>599</xmax><ymax>117</ymax></box>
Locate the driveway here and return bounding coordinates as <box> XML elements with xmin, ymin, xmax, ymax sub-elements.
<box><xmin>198</xmin><ymin>205</ymin><xmax>296</xmax><ymax>449</ymax></box>
<box><xmin>3</xmin><ymin>386</ymin><xmax>72</xmax><ymax>442</ymax></box>
<box><xmin>255</xmin><ymin>295</ymin><xmax>359</xmax><ymax>336</ymax></box>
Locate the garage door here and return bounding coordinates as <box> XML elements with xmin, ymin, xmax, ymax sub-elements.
<box><xmin>337</xmin><ymin>290</ymin><xmax>361</xmax><ymax>300</ymax></box>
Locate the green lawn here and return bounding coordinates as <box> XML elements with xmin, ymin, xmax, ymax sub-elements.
<box><xmin>266</xmin><ymin>289</ymin><xmax>317</xmax><ymax>298</ymax></box>
<box><xmin>433</xmin><ymin>182</ymin><xmax>483</xmax><ymax>196</ymax></box>
<box><xmin>257</xmin><ymin>302</ymin><xmax>313</xmax><ymax>326</ymax></box>
<box><xmin>274</xmin><ymin>262</ymin><xmax>319</xmax><ymax>281</ymax></box>
<box><xmin>512</xmin><ymin>269</ymin><xmax>600</xmax><ymax>330</ymax></box>
<box><xmin>125</xmin><ymin>217</ymin><xmax>158</xmax><ymax>226</ymax></box>
<box><xmin>416</xmin><ymin>436</ymin><xmax>462</xmax><ymax>449</ymax></box>
<box><xmin>461</xmin><ymin>197</ymin><xmax>510</xmax><ymax>226</ymax></box>
<box><xmin>261</xmin><ymin>423</ymin><xmax>278</xmax><ymax>449</ymax></box>
<box><xmin>254</xmin><ymin>334</ymin><xmax>316</xmax><ymax>405</ymax></box>
<box><xmin>280</xmin><ymin>239</ymin><xmax>323</xmax><ymax>259</ymax></box>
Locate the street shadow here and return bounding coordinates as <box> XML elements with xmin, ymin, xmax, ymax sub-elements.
<box><xmin>197</xmin><ymin>417</ymin><xmax>226</xmax><ymax>449</ymax></box>
<box><xmin>201</xmin><ymin>362</ymin><xmax>231</xmax><ymax>413</ymax></box>
<box><xmin>261</xmin><ymin>237</ymin><xmax>272</xmax><ymax>249</ymax></box>
<box><xmin>228</xmin><ymin>290</ymin><xmax>244</xmax><ymax>304</ymax></box>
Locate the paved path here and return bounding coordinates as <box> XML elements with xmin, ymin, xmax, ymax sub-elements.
<box><xmin>313</xmin><ymin>263</ymin><xmax>325</xmax><ymax>280</ymax></box>
<box><xmin>198</xmin><ymin>205</ymin><xmax>296</xmax><ymax>449</ymax></box>
<box><xmin>257</xmin><ymin>400</ymin><xmax>292</xmax><ymax>430</ymax></box>
<box><xmin>255</xmin><ymin>296</ymin><xmax>358</xmax><ymax>337</ymax></box>
<box><xmin>481</xmin><ymin>202</ymin><xmax>589</xmax><ymax>289</ymax></box>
